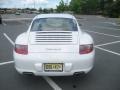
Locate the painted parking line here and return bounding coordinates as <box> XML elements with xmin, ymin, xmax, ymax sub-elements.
<box><xmin>96</xmin><ymin>16</ymin><xmax>104</xmax><ymax>18</ymax></box>
<box><xmin>92</xmin><ymin>26</ymin><xmax>120</xmax><ymax>31</ymax></box>
<box><xmin>0</xmin><ymin>61</ymin><xmax>14</xmax><ymax>66</ymax></box>
<box><xmin>103</xmin><ymin>22</ymin><xmax>116</xmax><ymax>25</ymax></box>
<box><xmin>85</xmin><ymin>30</ymin><xmax>120</xmax><ymax>38</ymax></box>
<box><xmin>95</xmin><ymin>46</ymin><xmax>120</xmax><ymax>56</ymax></box>
<box><xmin>3</xmin><ymin>23</ymin><xmax>7</xmax><ymax>26</ymax></box>
<box><xmin>3</xmin><ymin>32</ymin><xmax>62</xmax><ymax>90</ymax></box>
<box><xmin>3</xmin><ymin>33</ymin><xmax>14</xmax><ymax>45</ymax></box>
<box><xmin>102</xmin><ymin>22</ymin><xmax>120</xmax><ymax>27</ymax></box>
<box><xmin>43</xmin><ymin>77</ymin><xmax>62</xmax><ymax>90</ymax></box>
<box><xmin>0</xmin><ymin>23</ymin><xmax>7</xmax><ymax>26</ymax></box>
<box><xmin>95</xmin><ymin>40</ymin><xmax>120</xmax><ymax>47</ymax></box>
<box><xmin>3</xmin><ymin>18</ymin><xmax>32</xmax><ymax>21</ymax></box>
<box><xmin>17</xmin><ymin>20</ymin><xmax>30</xmax><ymax>27</ymax></box>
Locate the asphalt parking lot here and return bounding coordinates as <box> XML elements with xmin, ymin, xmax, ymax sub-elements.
<box><xmin>0</xmin><ymin>14</ymin><xmax>120</xmax><ymax>90</ymax></box>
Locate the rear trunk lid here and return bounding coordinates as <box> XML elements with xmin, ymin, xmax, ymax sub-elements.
<box><xmin>28</xmin><ymin>31</ymin><xmax>79</xmax><ymax>53</ymax></box>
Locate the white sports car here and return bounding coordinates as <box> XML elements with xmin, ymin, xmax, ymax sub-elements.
<box><xmin>13</xmin><ymin>14</ymin><xmax>95</xmax><ymax>76</ymax></box>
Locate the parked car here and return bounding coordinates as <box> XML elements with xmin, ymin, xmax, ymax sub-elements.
<box><xmin>13</xmin><ymin>14</ymin><xmax>95</xmax><ymax>76</ymax></box>
<box><xmin>15</xmin><ymin>12</ymin><xmax>20</xmax><ymax>15</ymax></box>
<box><xmin>0</xmin><ymin>14</ymin><xmax>2</xmax><ymax>24</ymax></box>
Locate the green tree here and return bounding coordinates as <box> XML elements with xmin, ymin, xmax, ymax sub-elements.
<box><xmin>69</xmin><ymin>0</ymin><xmax>81</xmax><ymax>14</ymax></box>
<box><xmin>83</xmin><ymin>0</ymin><xmax>99</xmax><ymax>14</ymax></box>
<box><xmin>43</xmin><ymin>8</ymin><xmax>48</xmax><ymax>13</ymax></box>
<box><xmin>56</xmin><ymin>0</ymin><xmax>68</xmax><ymax>12</ymax></box>
<box><xmin>104</xmin><ymin>0</ymin><xmax>120</xmax><ymax>17</ymax></box>
<box><xmin>69</xmin><ymin>0</ymin><xmax>99</xmax><ymax>14</ymax></box>
<box><xmin>49</xmin><ymin>8</ymin><xmax>54</xmax><ymax>13</ymax></box>
<box><xmin>39</xmin><ymin>8</ymin><xmax>42</xmax><ymax>13</ymax></box>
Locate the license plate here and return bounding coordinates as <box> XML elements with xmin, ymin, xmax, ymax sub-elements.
<box><xmin>44</xmin><ymin>63</ymin><xmax>63</xmax><ymax>72</ymax></box>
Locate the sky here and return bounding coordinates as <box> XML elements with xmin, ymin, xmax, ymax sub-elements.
<box><xmin>0</xmin><ymin>0</ymin><xmax>71</xmax><ymax>9</ymax></box>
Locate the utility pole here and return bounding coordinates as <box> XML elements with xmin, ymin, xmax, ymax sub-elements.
<box><xmin>33</xmin><ymin>0</ymin><xmax>35</xmax><ymax>9</ymax></box>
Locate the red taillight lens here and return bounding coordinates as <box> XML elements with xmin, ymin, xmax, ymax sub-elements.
<box><xmin>15</xmin><ymin>44</ymin><xmax>28</xmax><ymax>55</ymax></box>
<box><xmin>79</xmin><ymin>44</ymin><xmax>93</xmax><ymax>54</ymax></box>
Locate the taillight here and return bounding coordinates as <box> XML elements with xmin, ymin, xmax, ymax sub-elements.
<box><xmin>79</xmin><ymin>44</ymin><xmax>93</xmax><ymax>54</ymax></box>
<box><xmin>15</xmin><ymin>44</ymin><xmax>28</xmax><ymax>55</ymax></box>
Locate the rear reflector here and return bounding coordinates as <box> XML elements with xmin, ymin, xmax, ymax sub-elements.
<box><xmin>80</xmin><ymin>44</ymin><xmax>93</xmax><ymax>54</ymax></box>
<box><xmin>15</xmin><ymin>44</ymin><xmax>28</xmax><ymax>55</ymax></box>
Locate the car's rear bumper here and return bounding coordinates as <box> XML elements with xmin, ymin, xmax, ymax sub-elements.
<box><xmin>14</xmin><ymin>51</ymin><xmax>95</xmax><ymax>76</ymax></box>
<box><xmin>15</xmin><ymin>66</ymin><xmax>93</xmax><ymax>76</ymax></box>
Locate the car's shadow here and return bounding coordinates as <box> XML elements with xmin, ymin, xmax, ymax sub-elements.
<box><xmin>50</xmin><ymin>69</ymin><xmax>96</xmax><ymax>89</ymax></box>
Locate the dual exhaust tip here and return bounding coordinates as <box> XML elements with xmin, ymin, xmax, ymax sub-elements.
<box><xmin>22</xmin><ymin>71</ymin><xmax>85</xmax><ymax>77</ymax></box>
<box><xmin>73</xmin><ymin>72</ymin><xmax>86</xmax><ymax>77</ymax></box>
<box><xmin>23</xmin><ymin>72</ymin><xmax>34</xmax><ymax>76</ymax></box>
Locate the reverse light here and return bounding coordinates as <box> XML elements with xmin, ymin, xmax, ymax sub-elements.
<box><xmin>15</xmin><ymin>44</ymin><xmax>28</xmax><ymax>55</ymax></box>
<box><xmin>80</xmin><ymin>44</ymin><xmax>93</xmax><ymax>54</ymax></box>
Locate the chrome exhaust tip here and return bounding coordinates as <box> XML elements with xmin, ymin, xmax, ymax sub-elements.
<box><xmin>23</xmin><ymin>72</ymin><xmax>34</xmax><ymax>75</ymax></box>
<box><xmin>73</xmin><ymin>72</ymin><xmax>85</xmax><ymax>77</ymax></box>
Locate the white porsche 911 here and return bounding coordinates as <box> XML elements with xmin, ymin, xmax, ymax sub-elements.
<box><xmin>13</xmin><ymin>14</ymin><xmax>95</xmax><ymax>76</ymax></box>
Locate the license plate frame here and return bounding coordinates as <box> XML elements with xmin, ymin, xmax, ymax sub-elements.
<box><xmin>44</xmin><ymin>63</ymin><xmax>63</xmax><ymax>72</ymax></box>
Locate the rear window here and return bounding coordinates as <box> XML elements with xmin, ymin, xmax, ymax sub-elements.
<box><xmin>31</xmin><ymin>18</ymin><xmax>78</xmax><ymax>31</ymax></box>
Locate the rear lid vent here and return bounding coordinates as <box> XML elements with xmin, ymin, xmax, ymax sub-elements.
<box><xmin>29</xmin><ymin>31</ymin><xmax>78</xmax><ymax>45</ymax></box>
